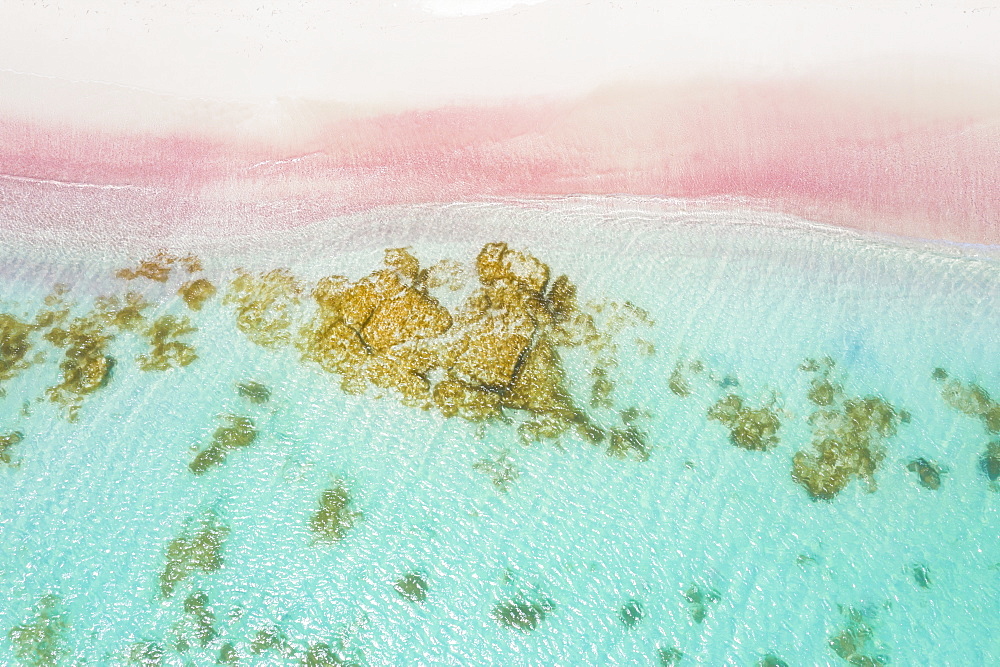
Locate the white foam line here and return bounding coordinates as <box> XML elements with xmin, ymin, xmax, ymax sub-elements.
<box><xmin>0</xmin><ymin>172</ymin><xmax>162</xmax><ymax>194</ymax></box>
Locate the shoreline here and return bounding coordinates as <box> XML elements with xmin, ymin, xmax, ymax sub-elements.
<box><xmin>3</xmin><ymin>79</ymin><xmax>1000</xmax><ymax>249</ymax></box>
<box><xmin>2</xmin><ymin>194</ymin><xmax>997</xmax><ymax>282</ymax></box>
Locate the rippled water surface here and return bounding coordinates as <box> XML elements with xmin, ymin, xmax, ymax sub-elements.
<box><xmin>1</xmin><ymin>201</ymin><xmax>999</xmax><ymax>666</ymax></box>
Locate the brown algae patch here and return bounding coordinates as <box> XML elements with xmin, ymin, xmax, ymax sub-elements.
<box><xmin>291</xmin><ymin>244</ymin><xmax>655</xmax><ymax>460</ymax></box>
<box><xmin>906</xmin><ymin>458</ymin><xmax>944</xmax><ymax>490</ymax></box>
<box><xmin>310</xmin><ymin>481</ymin><xmax>363</xmax><ymax>543</ymax></box>
<box><xmin>1</xmin><ymin>431</ymin><xmax>24</xmax><ymax>466</ymax></box>
<box><xmin>684</xmin><ymin>584</ymin><xmax>721</xmax><ymax>623</ymax></box>
<box><xmin>250</xmin><ymin>625</ymin><xmax>297</xmax><ymax>659</ymax></box>
<box><xmin>932</xmin><ymin>368</ymin><xmax>1000</xmax><ymax>432</ymax></box>
<box><xmin>473</xmin><ymin>451</ymin><xmax>519</xmax><ymax>493</ymax></box>
<box><xmin>707</xmin><ymin>394</ymin><xmax>782</xmax><ymax>452</ymax></box>
<box><xmin>137</xmin><ymin>315</ymin><xmax>197</xmax><ymax>371</ymax></box>
<box><xmin>7</xmin><ymin>594</ymin><xmax>68</xmax><ymax>667</ymax></box>
<box><xmin>116</xmin><ymin>251</ymin><xmax>202</xmax><ymax>283</ymax></box>
<box><xmin>302</xmin><ymin>641</ymin><xmax>363</xmax><ymax>667</ymax></box>
<box><xmin>225</xmin><ymin>268</ymin><xmax>303</xmax><ymax>348</ymax></box>
<box><xmin>123</xmin><ymin>640</ymin><xmax>165</xmax><ymax>666</ymax></box>
<box><xmin>172</xmin><ymin>590</ymin><xmax>217</xmax><ymax>653</ymax></box>
<box><xmin>802</xmin><ymin>356</ymin><xmax>842</xmax><ymax>407</ymax></box>
<box><xmin>490</xmin><ymin>593</ymin><xmax>556</xmax><ymax>632</ymax></box>
<box><xmin>236</xmin><ymin>381</ymin><xmax>271</xmax><ymax>404</ymax></box>
<box><xmin>159</xmin><ymin>513</ymin><xmax>229</xmax><ymax>598</ymax></box>
<box><xmin>669</xmin><ymin>359</ymin><xmax>705</xmax><ymax>397</ymax></box>
<box><xmin>218</xmin><ymin>641</ymin><xmax>240</xmax><ymax>664</ymax></box>
<box><xmin>981</xmin><ymin>441</ymin><xmax>1000</xmax><ymax>482</ymax></box>
<box><xmin>189</xmin><ymin>415</ymin><xmax>258</xmax><ymax>475</ymax></box>
<box><xmin>42</xmin><ymin>292</ymin><xmax>152</xmax><ymax>419</ymax></box>
<box><xmin>932</xmin><ymin>370</ymin><xmax>1000</xmax><ymax>483</ymax></box>
<box><xmin>178</xmin><ymin>278</ymin><xmax>217</xmax><ymax>311</ymax></box>
<box><xmin>393</xmin><ymin>572</ymin><xmax>429</xmax><ymax>603</ymax></box>
<box><xmin>792</xmin><ymin>359</ymin><xmax>906</xmax><ymax>501</ymax></box>
<box><xmin>0</xmin><ymin>313</ymin><xmax>41</xmax><ymax>393</ymax></box>
<box><xmin>828</xmin><ymin>606</ymin><xmax>887</xmax><ymax>666</ymax></box>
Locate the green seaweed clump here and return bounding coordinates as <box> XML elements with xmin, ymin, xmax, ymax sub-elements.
<box><xmin>236</xmin><ymin>381</ymin><xmax>271</xmax><ymax>404</ymax></box>
<box><xmin>1</xmin><ymin>431</ymin><xmax>24</xmax><ymax>466</ymax></box>
<box><xmin>792</xmin><ymin>361</ymin><xmax>905</xmax><ymax>500</ymax></box>
<box><xmin>7</xmin><ymin>594</ymin><xmax>68</xmax><ymax>667</ymax></box>
<box><xmin>684</xmin><ymin>584</ymin><xmax>720</xmax><ymax>624</ymax></box>
<box><xmin>757</xmin><ymin>654</ymin><xmax>789</xmax><ymax>667</ymax></box>
<box><xmin>159</xmin><ymin>513</ymin><xmax>229</xmax><ymax>598</ymax></box>
<box><xmin>707</xmin><ymin>394</ymin><xmax>781</xmax><ymax>451</ymax></box>
<box><xmin>933</xmin><ymin>368</ymin><xmax>1000</xmax><ymax>433</ymax></box>
<box><xmin>619</xmin><ymin>599</ymin><xmax>644</xmax><ymax>628</ymax></box>
<box><xmin>828</xmin><ymin>606</ymin><xmax>887</xmax><ymax>666</ymax></box>
<box><xmin>218</xmin><ymin>641</ymin><xmax>240</xmax><ymax>664</ymax></box>
<box><xmin>137</xmin><ymin>315</ymin><xmax>198</xmax><ymax>371</ymax></box>
<box><xmin>980</xmin><ymin>441</ymin><xmax>1000</xmax><ymax>481</ymax></box>
<box><xmin>310</xmin><ymin>481</ymin><xmax>363</xmax><ymax>543</ymax></box>
<box><xmin>173</xmin><ymin>590</ymin><xmax>217</xmax><ymax>653</ymax></box>
<box><xmin>393</xmin><ymin>572</ymin><xmax>429</xmax><ymax>604</ymax></box>
<box><xmin>124</xmin><ymin>640</ymin><xmax>165</xmax><ymax>666</ymax></box>
<box><xmin>189</xmin><ymin>415</ymin><xmax>258</xmax><ymax>475</ymax></box>
<box><xmin>490</xmin><ymin>593</ymin><xmax>556</xmax><ymax>632</ymax></box>
<box><xmin>906</xmin><ymin>458</ymin><xmax>944</xmax><ymax>490</ymax></box>
<box><xmin>912</xmin><ymin>564</ymin><xmax>931</xmax><ymax>589</ymax></box>
<box><xmin>657</xmin><ymin>646</ymin><xmax>684</xmax><ymax>666</ymax></box>
<box><xmin>473</xmin><ymin>451</ymin><xmax>519</xmax><ymax>493</ymax></box>
<box><xmin>250</xmin><ymin>625</ymin><xmax>297</xmax><ymax>659</ymax></box>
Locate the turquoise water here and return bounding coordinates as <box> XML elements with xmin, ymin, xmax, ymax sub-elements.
<box><xmin>1</xmin><ymin>200</ymin><xmax>999</xmax><ymax>665</ymax></box>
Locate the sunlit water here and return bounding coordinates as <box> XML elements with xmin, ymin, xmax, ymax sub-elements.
<box><xmin>1</xmin><ymin>199</ymin><xmax>999</xmax><ymax>666</ymax></box>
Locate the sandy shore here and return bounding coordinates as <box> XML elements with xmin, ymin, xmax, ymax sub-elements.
<box><xmin>2</xmin><ymin>80</ymin><xmax>1000</xmax><ymax>248</ymax></box>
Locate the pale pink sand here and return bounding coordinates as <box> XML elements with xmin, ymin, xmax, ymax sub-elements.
<box><xmin>1</xmin><ymin>81</ymin><xmax>998</xmax><ymax>246</ymax></box>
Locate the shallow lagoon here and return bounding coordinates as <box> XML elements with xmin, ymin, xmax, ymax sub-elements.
<box><xmin>1</xmin><ymin>199</ymin><xmax>999</xmax><ymax>665</ymax></box>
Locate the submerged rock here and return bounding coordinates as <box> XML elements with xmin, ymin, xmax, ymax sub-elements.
<box><xmin>912</xmin><ymin>564</ymin><xmax>931</xmax><ymax>589</ymax></box>
<box><xmin>980</xmin><ymin>441</ymin><xmax>1000</xmax><ymax>481</ymax></box>
<box><xmin>657</xmin><ymin>646</ymin><xmax>684</xmax><ymax>666</ymax></box>
<box><xmin>906</xmin><ymin>458</ymin><xmax>944</xmax><ymax>490</ymax></box>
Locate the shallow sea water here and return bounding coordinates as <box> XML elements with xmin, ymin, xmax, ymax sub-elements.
<box><xmin>1</xmin><ymin>199</ymin><xmax>999</xmax><ymax>666</ymax></box>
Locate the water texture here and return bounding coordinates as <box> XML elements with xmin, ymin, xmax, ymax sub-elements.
<box><xmin>1</xmin><ymin>200</ymin><xmax>998</xmax><ymax>665</ymax></box>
